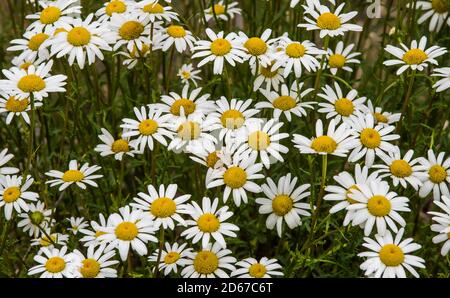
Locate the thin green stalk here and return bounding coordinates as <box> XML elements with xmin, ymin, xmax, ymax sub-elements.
<box><xmin>312</xmin><ymin>36</ymin><xmax>330</xmax><ymax>100</ymax></box>
<box><xmin>153</xmin><ymin>227</ymin><xmax>165</xmax><ymax>277</ymax></box>
<box><xmin>396</xmin><ymin>70</ymin><xmax>416</xmax><ymax>135</ymax></box>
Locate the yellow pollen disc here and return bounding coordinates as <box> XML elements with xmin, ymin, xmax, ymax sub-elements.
<box><xmin>28</xmin><ymin>33</ymin><xmax>49</xmax><ymax>51</ymax></box>
<box><xmin>111</xmin><ymin>139</ymin><xmax>129</xmax><ymax>153</ymax></box>
<box><xmin>311</xmin><ymin>135</ymin><xmax>337</xmax><ymax>153</ymax></box>
<box><xmin>367</xmin><ymin>195</ymin><xmax>391</xmax><ymax>217</ymax></box>
<box><xmin>212</xmin><ymin>4</ymin><xmax>226</xmax><ymax>14</ymax></box>
<box><xmin>244</xmin><ymin>37</ymin><xmax>268</xmax><ymax>56</ymax></box>
<box><xmin>194</xmin><ymin>251</ymin><xmax>219</xmax><ymax>274</ymax></box>
<box><xmin>360</xmin><ymin>128</ymin><xmax>381</xmax><ymax>149</ymax></box>
<box><xmin>223</xmin><ymin>166</ymin><xmax>247</xmax><ymax>189</ymax></box>
<box><xmin>390</xmin><ymin>160</ymin><xmax>412</xmax><ymax>178</ymax></box>
<box><xmin>170</xmin><ymin>98</ymin><xmax>196</xmax><ymax>116</ymax></box>
<box><xmin>197</xmin><ymin>213</ymin><xmax>220</xmax><ymax>233</ymax></box>
<box><xmin>67</xmin><ymin>27</ymin><xmax>91</xmax><ymax>46</ymax></box>
<box><xmin>20</xmin><ymin>62</ymin><xmax>33</xmax><ymax>70</ymax></box>
<box><xmin>53</xmin><ymin>27</ymin><xmax>67</xmax><ymax>36</ymax></box>
<box><xmin>167</xmin><ymin>25</ymin><xmax>186</xmax><ymax>38</ymax></box>
<box><xmin>45</xmin><ymin>257</ymin><xmax>66</xmax><ymax>273</ymax></box>
<box><xmin>328</xmin><ymin>54</ymin><xmax>346</xmax><ymax>68</ymax></box>
<box><xmin>335</xmin><ymin>98</ymin><xmax>354</xmax><ymax>117</ymax></box>
<box><xmin>345</xmin><ymin>185</ymin><xmax>359</xmax><ymax>204</ymax></box>
<box><xmin>374</xmin><ymin>112</ymin><xmax>388</xmax><ymax>123</ymax></box>
<box><xmin>62</xmin><ymin>170</ymin><xmax>84</xmax><ymax>183</ymax></box>
<box><xmin>285</xmin><ymin>43</ymin><xmax>306</xmax><ymax>58</ymax></box>
<box><xmin>80</xmin><ymin>258</ymin><xmax>101</xmax><ymax>278</ymax></box>
<box><xmin>106</xmin><ymin>0</ymin><xmax>126</xmax><ymax>16</ymax></box>
<box><xmin>181</xmin><ymin>71</ymin><xmax>191</xmax><ymax>79</ymax></box>
<box><xmin>402</xmin><ymin>49</ymin><xmax>428</xmax><ymax>65</ymax></box>
<box><xmin>273</xmin><ymin>95</ymin><xmax>296</xmax><ymax>111</ymax></box>
<box><xmin>317</xmin><ymin>12</ymin><xmax>341</xmax><ymax>30</ymax></box>
<box><xmin>164</xmin><ymin>252</ymin><xmax>180</xmax><ymax>264</ymax></box>
<box><xmin>206</xmin><ymin>151</ymin><xmax>220</xmax><ymax>168</ymax></box>
<box><xmin>139</xmin><ymin>119</ymin><xmax>158</xmax><ymax>135</ymax></box>
<box><xmin>177</xmin><ymin>121</ymin><xmax>201</xmax><ymax>141</ymax></box>
<box><xmin>18</xmin><ymin>74</ymin><xmax>45</xmax><ymax>93</ymax></box>
<box><xmin>432</xmin><ymin>0</ymin><xmax>450</xmax><ymax>13</ymax></box>
<box><xmin>40</xmin><ymin>6</ymin><xmax>61</xmax><ymax>24</ymax></box>
<box><xmin>248</xmin><ymin>131</ymin><xmax>271</xmax><ymax>151</ymax></box>
<box><xmin>5</xmin><ymin>96</ymin><xmax>29</xmax><ymax>112</ymax></box>
<box><xmin>428</xmin><ymin>165</ymin><xmax>447</xmax><ymax>183</ymax></box>
<box><xmin>220</xmin><ymin>109</ymin><xmax>244</xmax><ymax>129</ymax></box>
<box><xmin>95</xmin><ymin>230</ymin><xmax>106</xmax><ymax>238</ymax></box>
<box><xmin>249</xmin><ymin>263</ymin><xmax>267</xmax><ymax>278</ymax></box>
<box><xmin>272</xmin><ymin>195</ymin><xmax>293</xmax><ymax>216</ymax></box>
<box><xmin>115</xmin><ymin>221</ymin><xmax>138</xmax><ymax>241</ymax></box>
<box><xmin>379</xmin><ymin>244</ymin><xmax>404</xmax><ymax>266</ymax></box>
<box><xmin>2</xmin><ymin>186</ymin><xmax>21</xmax><ymax>203</ymax></box>
<box><xmin>150</xmin><ymin>197</ymin><xmax>176</xmax><ymax>218</ymax></box>
<box><xmin>260</xmin><ymin>64</ymin><xmax>278</xmax><ymax>78</ymax></box>
<box><xmin>210</xmin><ymin>38</ymin><xmax>231</xmax><ymax>56</ymax></box>
<box><xmin>143</xmin><ymin>3</ymin><xmax>164</xmax><ymax>13</ymax></box>
<box><xmin>119</xmin><ymin>21</ymin><xmax>144</xmax><ymax>40</ymax></box>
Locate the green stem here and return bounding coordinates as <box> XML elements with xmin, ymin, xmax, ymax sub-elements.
<box><xmin>153</xmin><ymin>227</ymin><xmax>165</xmax><ymax>277</ymax></box>
<box><xmin>396</xmin><ymin>70</ymin><xmax>416</xmax><ymax>135</ymax></box>
<box><xmin>312</xmin><ymin>36</ymin><xmax>330</xmax><ymax>100</ymax></box>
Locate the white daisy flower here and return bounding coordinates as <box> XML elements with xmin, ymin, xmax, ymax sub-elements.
<box><xmin>45</xmin><ymin>159</ymin><xmax>103</xmax><ymax>191</ymax></box>
<box><xmin>117</xmin><ymin>43</ymin><xmax>151</xmax><ymax>69</ymax></box>
<box><xmin>67</xmin><ymin>216</ymin><xmax>89</xmax><ymax>235</ymax></box>
<box><xmin>366</xmin><ymin>99</ymin><xmax>401</xmax><ymax>126</ymax></box>
<box><xmin>347</xmin><ymin>113</ymin><xmax>400</xmax><ymax>167</ymax></box>
<box><xmin>317</xmin><ymin>82</ymin><xmax>367</xmax><ymax>124</ymax></box>
<box><xmin>291</xmin><ymin>0</ymin><xmax>335</xmax><ymax>8</ymax></box>
<box><xmin>204</xmin><ymin>1</ymin><xmax>241</xmax><ymax>22</ymax></box>
<box><xmin>79</xmin><ymin>214</ymin><xmax>110</xmax><ymax>248</ymax></box>
<box><xmin>94</xmin><ymin>128</ymin><xmax>138</xmax><ymax>160</ymax></box>
<box><xmin>414</xmin><ymin>0</ymin><xmax>450</xmax><ymax>32</ymax></box>
<box><xmin>109</xmin><ymin>12</ymin><xmax>151</xmax><ymax>52</ymax></box>
<box><xmin>384</xmin><ymin>36</ymin><xmax>447</xmax><ymax>75</ymax></box>
<box><xmin>31</xmin><ymin>230</ymin><xmax>69</xmax><ymax>250</ymax></box>
<box><xmin>11</xmin><ymin>55</ymin><xmax>46</xmax><ymax>72</ymax></box>
<box><xmin>18</xmin><ymin>201</ymin><xmax>54</xmax><ymax>238</ymax></box>
<box><xmin>0</xmin><ymin>94</ymin><xmax>43</xmax><ymax>125</ymax></box>
<box><xmin>238</xmin><ymin>29</ymin><xmax>273</xmax><ymax>67</ymax></box>
<box><xmin>181</xmin><ymin>242</ymin><xmax>236</xmax><ymax>278</ymax></box>
<box><xmin>417</xmin><ymin>149</ymin><xmax>450</xmax><ymax>201</ymax></box>
<box><xmin>97</xmin><ymin>206</ymin><xmax>158</xmax><ymax>261</ymax></box>
<box><xmin>7</xmin><ymin>25</ymin><xmax>53</xmax><ymax>62</ymax></box>
<box><xmin>298</xmin><ymin>0</ymin><xmax>363</xmax><ymax>38</ymax></box>
<box><xmin>251</xmin><ymin>61</ymin><xmax>284</xmax><ymax>92</ymax></box>
<box><xmin>293</xmin><ymin>119</ymin><xmax>358</xmax><ymax>157</ymax></box>
<box><xmin>95</xmin><ymin>0</ymin><xmax>136</xmax><ymax>23</ymax></box>
<box><xmin>189</xmin><ymin>142</ymin><xmax>226</xmax><ymax>169</ymax></box>
<box><xmin>28</xmin><ymin>246</ymin><xmax>77</xmax><ymax>278</ymax></box>
<box><xmin>148</xmin><ymin>242</ymin><xmax>192</xmax><ymax>276</ymax></box>
<box><xmin>257</xmin><ymin>82</ymin><xmax>314</xmax><ymax>121</ymax></box>
<box><xmin>72</xmin><ymin>244</ymin><xmax>119</xmax><ymax>278</ymax></box>
<box><xmin>432</xmin><ymin>67</ymin><xmax>450</xmax><ymax>92</ymax></box>
<box><xmin>325</xmin><ymin>41</ymin><xmax>361</xmax><ymax>75</ymax></box>
<box><xmin>428</xmin><ymin>195</ymin><xmax>450</xmax><ymax>256</ymax></box>
<box><xmin>256</xmin><ymin>174</ymin><xmax>311</xmax><ymax>237</ymax></box>
<box><xmin>358</xmin><ymin>228</ymin><xmax>425</xmax><ymax>278</ymax></box>
<box><xmin>231</xmin><ymin>257</ymin><xmax>283</xmax><ymax>278</ymax></box>
<box><xmin>0</xmin><ymin>148</ymin><xmax>19</xmax><ymax>175</ymax></box>
<box><xmin>192</xmin><ymin>28</ymin><xmax>247</xmax><ymax>75</ymax></box>
<box><xmin>0</xmin><ymin>175</ymin><xmax>39</xmax><ymax>220</ymax></box>
<box><xmin>347</xmin><ymin>180</ymin><xmax>410</xmax><ymax>236</ymax></box>
<box><xmin>136</xmin><ymin>0</ymin><xmax>179</xmax><ymax>23</ymax></box>
<box><xmin>177</xmin><ymin>63</ymin><xmax>202</xmax><ymax>87</ymax></box>
<box><xmin>154</xmin><ymin>24</ymin><xmax>196</xmax><ymax>53</ymax></box>
<box><xmin>181</xmin><ymin>197</ymin><xmax>239</xmax><ymax>249</ymax></box>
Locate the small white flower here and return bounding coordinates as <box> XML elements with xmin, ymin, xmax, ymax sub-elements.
<box><xmin>67</xmin><ymin>217</ymin><xmax>89</xmax><ymax>235</ymax></box>
<box><xmin>72</xmin><ymin>244</ymin><xmax>119</xmax><ymax>278</ymax></box>
<box><xmin>0</xmin><ymin>175</ymin><xmax>39</xmax><ymax>220</ymax></box>
<box><xmin>148</xmin><ymin>242</ymin><xmax>192</xmax><ymax>276</ymax></box>
<box><xmin>432</xmin><ymin>67</ymin><xmax>450</xmax><ymax>92</ymax></box>
<box><xmin>231</xmin><ymin>257</ymin><xmax>283</xmax><ymax>278</ymax></box>
<box><xmin>417</xmin><ymin>149</ymin><xmax>450</xmax><ymax>201</ymax></box>
<box><xmin>45</xmin><ymin>159</ymin><xmax>103</xmax><ymax>191</ymax></box>
<box><xmin>428</xmin><ymin>195</ymin><xmax>450</xmax><ymax>256</ymax></box>
<box><xmin>28</xmin><ymin>246</ymin><xmax>77</xmax><ymax>278</ymax></box>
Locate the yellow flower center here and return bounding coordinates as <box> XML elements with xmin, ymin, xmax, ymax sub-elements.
<box><xmin>360</xmin><ymin>128</ymin><xmax>381</xmax><ymax>149</ymax></box>
<box><xmin>212</xmin><ymin>4</ymin><xmax>226</xmax><ymax>14</ymax></box>
<box><xmin>367</xmin><ymin>195</ymin><xmax>391</xmax><ymax>217</ymax></box>
<box><xmin>130</xmin><ymin>44</ymin><xmax>150</xmax><ymax>58</ymax></box>
<box><xmin>67</xmin><ymin>27</ymin><xmax>92</xmax><ymax>46</ymax></box>
<box><xmin>374</xmin><ymin>112</ymin><xmax>388</xmax><ymax>123</ymax></box>
<box><xmin>119</xmin><ymin>21</ymin><xmax>144</xmax><ymax>40</ymax></box>
<box><xmin>170</xmin><ymin>98</ymin><xmax>196</xmax><ymax>116</ymax></box>
<box><xmin>143</xmin><ymin>3</ymin><xmax>164</xmax><ymax>13</ymax></box>
<box><xmin>62</xmin><ymin>170</ymin><xmax>84</xmax><ymax>182</ymax></box>
<box><xmin>28</xmin><ymin>33</ymin><xmax>49</xmax><ymax>51</ymax></box>
<box><xmin>335</xmin><ymin>98</ymin><xmax>354</xmax><ymax>116</ymax></box>
<box><xmin>311</xmin><ymin>136</ymin><xmax>337</xmax><ymax>153</ymax></box>
<box><xmin>115</xmin><ymin>221</ymin><xmax>138</xmax><ymax>241</ymax></box>
<box><xmin>181</xmin><ymin>71</ymin><xmax>191</xmax><ymax>79</ymax></box>
<box><xmin>80</xmin><ymin>258</ymin><xmax>101</xmax><ymax>278</ymax></box>
<box><xmin>2</xmin><ymin>186</ymin><xmax>21</xmax><ymax>203</ymax></box>
<box><xmin>167</xmin><ymin>25</ymin><xmax>186</xmax><ymax>38</ymax></box>
<box><xmin>164</xmin><ymin>252</ymin><xmax>180</xmax><ymax>264</ymax></box>
<box><xmin>260</xmin><ymin>64</ymin><xmax>278</xmax><ymax>78</ymax></box>
<box><xmin>20</xmin><ymin>62</ymin><xmax>33</xmax><ymax>71</ymax></box>
<box><xmin>223</xmin><ymin>166</ymin><xmax>247</xmax><ymax>189</ymax></box>
<box><xmin>285</xmin><ymin>43</ymin><xmax>306</xmax><ymax>58</ymax></box>
<box><xmin>194</xmin><ymin>251</ymin><xmax>219</xmax><ymax>274</ymax></box>
<box><xmin>402</xmin><ymin>49</ymin><xmax>428</xmax><ymax>65</ymax></box>
<box><xmin>345</xmin><ymin>185</ymin><xmax>359</xmax><ymax>204</ymax></box>
<box><xmin>379</xmin><ymin>244</ymin><xmax>405</xmax><ymax>266</ymax></box>
<box><xmin>5</xmin><ymin>96</ymin><xmax>29</xmax><ymax>112</ymax></box>
<box><xmin>106</xmin><ymin>0</ymin><xmax>126</xmax><ymax>16</ymax></box>
<box><xmin>432</xmin><ymin>0</ymin><xmax>450</xmax><ymax>13</ymax></box>
<box><xmin>428</xmin><ymin>165</ymin><xmax>447</xmax><ymax>183</ymax></box>
<box><xmin>45</xmin><ymin>257</ymin><xmax>66</xmax><ymax>273</ymax></box>
<box><xmin>220</xmin><ymin>109</ymin><xmax>244</xmax><ymax>129</ymax></box>
<box><xmin>40</xmin><ymin>6</ymin><xmax>61</xmax><ymax>24</ymax></box>
<box><xmin>328</xmin><ymin>54</ymin><xmax>346</xmax><ymax>68</ymax></box>
<box><xmin>390</xmin><ymin>160</ymin><xmax>412</xmax><ymax>178</ymax></box>
<box><xmin>248</xmin><ymin>263</ymin><xmax>267</xmax><ymax>278</ymax></box>
<box><xmin>177</xmin><ymin>121</ymin><xmax>201</xmax><ymax>140</ymax></box>
<box><xmin>272</xmin><ymin>195</ymin><xmax>293</xmax><ymax>216</ymax></box>
<box><xmin>95</xmin><ymin>230</ymin><xmax>106</xmax><ymax>238</ymax></box>
<box><xmin>273</xmin><ymin>95</ymin><xmax>296</xmax><ymax>111</ymax></box>
<box><xmin>40</xmin><ymin>234</ymin><xmax>57</xmax><ymax>247</ymax></box>
<box><xmin>139</xmin><ymin>119</ymin><xmax>158</xmax><ymax>135</ymax></box>
<box><xmin>197</xmin><ymin>213</ymin><xmax>220</xmax><ymax>233</ymax></box>
<box><xmin>206</xmin><ymin>151</ymin><xmax>220</xmax><ymax>168</ymax></box>
<box><xmin>244</xmin><ymin>37</ymin><xmax>268</xmax><ymax>56</ymax></box>
<box><xmin>210</xmin><ymin>38</ymin><xmax>231</xmax><ymax>56</ymax></box>
<box><xmin>111</xmin><ymin>139</ymin><xmax>129</xmax><ymax>153</ymax></box>
<box><xmin>17</xmin><ymin>74</ymin><xmax>45</xmax><ymax>93</ymax></box>
<box><xmin>248</xmin><ymin>131</ymin><xmax>271</xmax><ymax>151</ymax></box>
<box><xmin>317</xmin><ymin>12</ymin><xmax>341</xmax><ymax>30</ymax></box>
<box><xmin>150</xmin><ymin>197</ymin><xmax>176</xmax><ymax>218</ymax></box>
